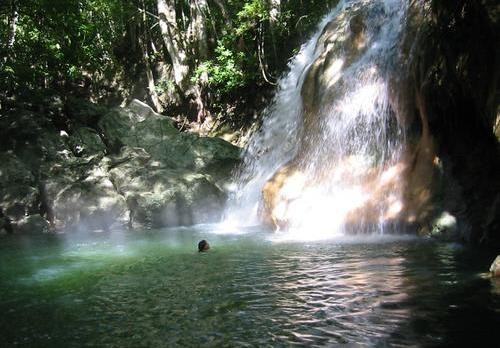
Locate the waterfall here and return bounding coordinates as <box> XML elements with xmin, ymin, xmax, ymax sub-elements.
<box><xmin>225</xmin><ymin>0</ymin><xmax>410</xmax><ymax>239</ymax></box>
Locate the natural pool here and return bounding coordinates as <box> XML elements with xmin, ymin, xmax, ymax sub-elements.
<box><xmin>1</xmin><ymin>226</ymin><xmax>499</xmax><ymax>347</ymax></box>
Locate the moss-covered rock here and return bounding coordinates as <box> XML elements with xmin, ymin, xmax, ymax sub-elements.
<box><xmin>98</xmin><ymin>99</ymin><xmax>178</xmax><ymax>157</ymax></box>
<box><xmin>107</xmin><ymin>146</ymin><xmax>226</xmax><ymax>228</ymax></box>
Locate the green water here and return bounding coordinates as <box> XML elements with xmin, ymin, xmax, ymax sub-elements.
<box><xmin>1</xmin><ymin>226</ymin><xmax>499</xmax><ymax>347</ymax></box>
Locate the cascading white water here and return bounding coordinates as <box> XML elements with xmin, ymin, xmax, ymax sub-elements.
<box><xmin>222</xmin><ymin>10</ymin><xmax>340</xmax><ymax>227</ymax></box>
<box><xmin>224</xmin><ymin>0</ymin><xmax>409</xmax><ymax>239</ymax></box>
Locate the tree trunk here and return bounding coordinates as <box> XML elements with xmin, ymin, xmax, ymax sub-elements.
<box><xmin>140</xmin><ymin>0</ymin><xmax>162</xmax><ymax>112</ymax></box>
<box><xmin>189</xmin><ymin>0</ymin><xmax>210</xmax><ymax>123</ymax></box>
<box><xmin>211</xmin><ymin>0</ymin><xmax>230</xmax><ymax>24</ymax></box>
<box><xmin>188</xmin><ymin>0</ymin><xmax>208</xmax><ymax>61</ymax></box>
<box><xmin>257</xmin><ymin>22</ymin><xmax>276</xmax><ymax>85</ymax></box>
<box><xmin>5</xmin><ymin>0</ymin><xmax>18</xmax><ymax>67</ymax></box>
<box><xmin>7</xmin><ymin>0</ymin><xmax>18</xmax><ymax>50</ymax></box>
<box><xmin>269</xmin><ymin>0</ymin><xmax>280</xmax><ymax>69</ymax></box>
<box><xmin>269</xmin><ymin>0</ymin><xmax>280</xmax><ymax>23</ymax></box>
<box><xmin>157</xmin><ymin>0</ymin><xmax>190</xmax><ymax>92</ymax></box>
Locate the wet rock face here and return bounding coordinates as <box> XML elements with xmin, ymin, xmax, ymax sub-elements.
<box><xmin>301</xmin><ymin>6</ymin><xmax>369</xmax><ymax>120</ymax></box>
<box><xmin>491</xmin><ymin>256</ymin><xmax>500</xmax><ymax>278</ymax></box>
<box><xmin>262</xmin><ymin>4</ymin><xmax>427</xmax><ymax>232</ymax></box>
<box><xmin>0</xmin><ymin>99</ymin><xmax>240</xmax><ymax>233</ymax></box>
<box><xmin>261</xmin><ymin>0</ymin><xmax>499</xmax><ymax>245</ymax></box>
<box><xmin>404</xmin><ymin>0</ymin><xmax>500</xmax><ymax>244</ymax></box>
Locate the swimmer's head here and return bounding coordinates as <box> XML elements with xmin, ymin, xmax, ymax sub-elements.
<box><xmin>198</xmin><ymin>240</ymin><xmax>210</xmax><ymax>252</ymax></box>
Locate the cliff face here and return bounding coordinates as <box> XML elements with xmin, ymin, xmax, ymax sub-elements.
<box><xmin>261</xmin><ymin>0</ymin><xmax>499</xmax><ymax>245</ymax></box>
<box><xmin>404</xmin><ymin>0</ymin><xmax>500</xmax><ymax>245</ymax></box>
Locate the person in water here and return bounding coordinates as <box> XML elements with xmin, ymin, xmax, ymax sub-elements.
<box><xmin>198</xmin><ymin>240</ymin><xmax>210</xmax><ymax>252</ymax></box>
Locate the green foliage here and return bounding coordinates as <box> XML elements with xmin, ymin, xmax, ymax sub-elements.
<box><xmin>154</xmin><ymin>78</ymin><xmax>176</xmax><ymax>96</ymax></box>
<box><xmin>0</xmin><ymin>0</ymin><xmax>126</xmax><ymax>98</ymax></box>
<box><xmin>0</xmin><ymin>0</ymin><xmax>336</xmax><ymax>110</ymax></box>
<box><xmin>235</xmin><ymin>0</ymin><xmax>269</xmax><ymax>35</ymax></box>
<box><xmin>193</xmin><ymin>42</ymin><xmax>248</xmax><ymax>94</ymax></box>
<box><xmin>196</xmin><ymin>0</ymin><xmax>336</xmax><ymax>99</ymax></box>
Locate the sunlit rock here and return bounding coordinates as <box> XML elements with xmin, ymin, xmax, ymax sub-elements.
<box><xmin>99</xmin><ymin>100</ymin><xmax>239</xmax><ymax>171</ymax></box>
<box><xmin>261</xmin><ymin>165</ymin><xmax>298</xmax><ymax>228</ymax></box>
<box><xmin>256</xmin><ymin>2</ymin><xmax>459</xmax><ymax>235</ymax></box>
<box><xmin>107</xmin><ymin>147</ymin><xmax>226</xmax><ymax>228</ymax></box>
<box><xmin>429</xmin><ymin>212</ymin><xmax>458</xmax><ymax>240</ymax></box>
<box><xmin>46</xmin><ymin>160</ymin><xmax>129</xmax><ymax>231</ymax></box>
<box><xmin>96</xmin><ymin>100</ymin><xmax>240</xmax><ymax>228</ymax></box>
<box><xmin>98</xmin><ymin>99</ymin><xmax>179</xmax><ymax>159</ymax></box>
<box><xmin>490</xmin><ymin>255</ymin><xmax>500</xmax><ymax>278</ymax></box>
<box><xmin>0</xmin><ymin>94</ymin><xmax>240</xmax><ymax>233</ymax></box>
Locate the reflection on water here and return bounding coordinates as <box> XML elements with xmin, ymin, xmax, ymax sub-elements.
<box><xmin>0</xmin><ymin>226</ymin><xmax>499</xmax><ymax>347</ymax></box>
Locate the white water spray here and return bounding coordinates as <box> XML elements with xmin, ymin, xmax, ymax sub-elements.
<box><xmin>224</xmin><ymin>0</ymin><xmax>409</xmax><ymax>239</ymax></box>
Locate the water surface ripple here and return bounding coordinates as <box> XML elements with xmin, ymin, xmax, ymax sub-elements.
<box><xmin>0</xmin><ymin>229</ymin><xmax>499</xmax><ymax>347</ymax></box>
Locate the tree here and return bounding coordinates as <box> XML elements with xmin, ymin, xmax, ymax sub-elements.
<box><xmin>0</xmin><ymin>0</ymin><xmax>336</xmax><ymax>126</ymax></box>
<box><xmin>138</xmin><ymin>0</ymin><xmax>162</xmax><ymax>111</ymax></box>
<box><xmin>7</xmin><ymin>0</ymin><xmax>18</xmax><ymax>51</ymax></box>
<box><xmin>157</xmin><ymin>0</ymin><xmax>190</xmax><ymax>92</ymax></box>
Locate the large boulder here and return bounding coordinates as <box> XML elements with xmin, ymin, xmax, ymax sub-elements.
<box><xmin>67</xmin><ymin>127</ymin><xmax>106</xmax><ymax>157</ymax></box>
<box><xmin>0</xmin><ymin>153</ymin><xmax>40</xmax><ymax>232</ymax></box>
<box><xmin>107</xmin><ymin>147</ymin><xmax>226</xmax><ymax>228</ymax></box>
<box><xmin>98</xmin><ymin>99</ymin><xmax>179</xmax><ymax>160</ymax></box>
<box><xmin>98</xmin><ymin>100</ymin><xmax>240</xmax><ymax>172</ymax></box>
<box><xmin>45</xmin><ymin>159</ymin><xmax>128</xmax><ymax>231</ymax></box>
<box><xmin>14</xmin><ymin>214</ymin><xmax>51</xmax><ymax>234</ymax></box>
<box><xmin>98</xmin><ymin>100</ymin><xmax>240</xmax><ymax>225</ymax></box>
<box><xmin>41</xmin><ymin>98</ymin><xmax>240</xmax><ymax>231</ymax></box>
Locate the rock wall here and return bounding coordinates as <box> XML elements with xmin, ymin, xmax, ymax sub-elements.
<box><xmin>402</xmin><ymin>0</ymin><xmax>500</xmax><ymax>245</ymax></box>
<box><xmin>0</xmin><ymin>99</ymin><xmax>240</xmax><ymax>234</ymax></box>
<box><xmin>260</xmin><ymin>0</ymin><xmax>499</xmax><ymax>246</ymax></box>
